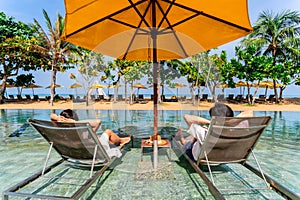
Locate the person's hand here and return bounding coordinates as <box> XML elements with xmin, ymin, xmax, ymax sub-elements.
<box><xmin>58</xmin><ymin>116</ymin><xmax>67</xmax><ymax>121</ymax></box>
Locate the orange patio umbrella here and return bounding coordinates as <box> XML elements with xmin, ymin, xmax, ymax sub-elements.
<box><xmin>62</xmin><ymin>0</ymin><xmax>252</xmax><ymax>168</ymax></box>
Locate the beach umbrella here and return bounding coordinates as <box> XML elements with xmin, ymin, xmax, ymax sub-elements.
<box><xmin>216</xmin><ymin>83</ymin><xmax>228</xmax><ymax>88</ymax></box>
<box><xmin>235</xmin><ymin>80</ymin><xmax>247</xmax><ymax>87</ymax></box>
<box><xmin>89</xmin><ymin>83</ymin><xmax>106</xmax><ymax>89</ymax></box>
<box><xmin>45</xmin><ymin>84</ymin><xmax>64</xmax><ymax>89</ymax></box>
<box><xmin>23</xmin><ymin>84</ymin><xmax>42</xmax><ymax>95</ymax></box>
<box><xmin>133</xmin><ymin>83</ymin><xmax>148</xmax><ymax>96</ymax></box>
<box><xmin>169</xmin><ymin>82</ymin><xmax>186</xmax><ymax>97</ymax></box>
<box><xmin>68</xmin><ymin>83</ymin><xmax>83</xmax><ymax>89</ymax></box>
<box><xmin>235</xmin><ymin>80</ymin><xmax>248</xmax><ymax>95</ymax></box>
<box><xmin>62</xmin><ymin>0</ymin><xmax>252</xmax><ymax>168</ymax></box>
<box><xmin>252</xmin><ymin>80</ymin><xmax>275</xmax><ymax>96</ymax></box>
<box><xmin>0</xmin><ymin>83</ymin><xmax>15</xmax><ymax>90</ymax></box>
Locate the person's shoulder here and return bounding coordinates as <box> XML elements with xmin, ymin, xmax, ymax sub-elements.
<box><xmin>236</xmin><ymin>110</ymin><xmax>253</xmax><ymax>117</ymax></box>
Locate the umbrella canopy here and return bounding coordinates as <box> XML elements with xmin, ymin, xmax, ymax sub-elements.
<box><xmin>133</xmin><ymin>83</ymin><xmax>148</xmax><ymax>89</ymax></box>
<box><xmin>235</xmin><ymin>80</ymin><xmax>248</xmax><ymax>87</ymax></box>
<box><xmin>252</xmin><ymin>80</ymin><xmax>280</xmax><ymax>96</ymax></box>
<box><xmin>68</xmin><ymin>83</ymin><xmax>83</xmax><ymax>89</ymax></box>
<box><xmin>23</xmin><ymin>83</ymin><xmax>42</xmax><ymax>89</ymax></box>
<box><xmin>216</xmin><ymin>83</ymin><xmax>228</xmax><ymax>88</ymax></box>
<box><xmin>23</xmin><ymin>84</ymin><xmax>43</xmax><ymax>95</ymax></box>
<box><xmin>169</xmin><ymin>82</ymin><xmax>186</xmax><ymax>97</ymax></box>
<box><xmin>252</xmin><ymin>80</ymin><xmax>274</xmax><ymax>88</ymax></box>
<box><xmin>133</xmin><ymin>83</ymin><xmax>148</xmax><ymax>96</ymax></box>
<box><xmin>0</xmin><ymin>84</ymin><xmax>15</xmax><ymax>88</ymax></box>
<box><xmin>89</xmin><ymin>83</ymin><xmax>107</xmax><ymax>89</ymax></box>
<box><xmin>63</xmin><ymin>0</ymin><xmax>252</xmax><ymax>168</ymax></box>
<box><xmin>63</xmin><ymin>0</ymin><xmax>252</xmax><ymax>60</ymax></box>
<box><xmin>174</xmin><ymin>82</ymin><xmax>186</xmax><ymax>88</ymax></box>
<box><xmin>45</xmin><ymin>84</ymin><xmax>63</xmax><ymax>89</ymax></box>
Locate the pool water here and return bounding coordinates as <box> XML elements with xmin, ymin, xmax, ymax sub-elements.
<box><xmin>0</xmin><ymin>109</ymin><xmax>299</xmax><ymax>199</ymax></box>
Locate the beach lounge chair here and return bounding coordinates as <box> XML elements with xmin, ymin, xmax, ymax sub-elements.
<box><xmin>200</xmin><ymin>94</ymin><xmax>209</xmax><ymax>102</ymax></box>
<box><xmin>8</xmin><ymin>95</ymin><xmax>15</xmax><ymax>100</ymax></box>
<box><xmin>255</xmin><ymin>95</ymin><xmax>267</xmax><ymax>104</ymax></box>
<box><xmin>173</xmin><ymin>116</ymin><xmax>298</xmax><ymax>200</ymax></box>
<box><xmin>16</xmin><ymin>94</ymin><xmax>23</xmax><ymax>101</ymax></box>
<box><xmin>33</xmin><ymin>94</ymin><xmax>40</xmax><ymax>101</ymax></box>
<box><xmin>25</xmin><ymin>94</ymin><xmax>31</xmax><ymax>100</ymax></box>
<box><xmin>3</xmin><ymin>118</ymin><xmax>127</xmax><ymax>200</ymax></box>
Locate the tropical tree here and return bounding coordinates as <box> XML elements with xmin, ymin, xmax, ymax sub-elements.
<box><xmin>113</xmin><ymin>59</ymin><xmax>149</xmax><ymax>104</ymax></box>
<box><xmin>14</xmin><ymin>73</ymin><xmax>35</xmax><ymax>95</ymax></box>
<box><xmin>229</xmin><ymin>45</ymin><xmax>272</xmax><ymax>104</ymax></box>
<box><xmin>185</xmin><ymin>51</ymin><xmax>224</xmax><ymax>103</ymax></box>
<box><xmin>0</xmin><ymin>12</ymin><xmax>48</xmax><ymax>102</ymax></box>
<box><xmin>72</xmin><ymin>48</ymin><xmax>105</xmax><ymax>105</ymax></box>
<box><xmin>243</xmin><ymin>10</ymin><xmax>300</xmax><ymax>103</ymax></box>
<box><xmin>34</xmin><ymin>9</ymin><xmax>76</xmax><ymax>106</ymax></box>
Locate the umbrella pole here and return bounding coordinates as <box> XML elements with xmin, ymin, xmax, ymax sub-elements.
<box><xmin>153</xmin><ymin>60</ymin><xmax>158</xmax><ymax>169</ymax></box>
<box><xmin>152</xmin><ymin>2</ymin><xmax>158</xmax><ymax>169</ymax></box>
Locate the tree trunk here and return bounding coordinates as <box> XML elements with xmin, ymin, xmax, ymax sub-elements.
<box><xmin>125</xmin><ymin>80</ymin><xmax>128</xmax><ymax>104</ymax></box>
<box><xmin>273</xmin><ymin>79</ymin><xmax>278</xmax><ymax>103</ymax></box>
<box><xmin>49</xmin><ymin>69</ymin><xmax>57</xmax><ymax>106</ymax></box>
<box><xmin>0</xmin><ymin>75</ymin><xmax>8</xmax><ymax>98</ymax></box>
<box><xmin>130</xmin><ymin>82</ymin><xmax>133</xmax><ymax>105</ymax></box>
<box><xmin>247</xmin><ymin>84</ymin><xmax>251</xmax><ymax>104</ymax></box>
<box><xmin>0</xmin><ymin>75</ymin><xmax>8</xmax><ymax>103</ymax></box>
<box><xmin>279</xmin><ymin>86</ymin><xmax>285</xmax><ymax>102</ymax></box>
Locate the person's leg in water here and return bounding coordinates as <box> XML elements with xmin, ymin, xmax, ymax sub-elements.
<box><xmin>177</xmin><ymin>128</ymin><xmax>188</xmax><ymax>145</ymax></box>
<box><xmin>103</xmin><ymin>129</ymin><xmax>131</xmax><ymax>147</ymax></box>
<box><xmin>177</xmin><ymin>128</ymin><xmax>196</xmax><ymax>162</ymax></box>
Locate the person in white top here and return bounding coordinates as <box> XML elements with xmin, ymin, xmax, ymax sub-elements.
<box><xmin>177</xmin><ymin>103</ymin><xmax>253</xmax><ymax>161</ymax></box>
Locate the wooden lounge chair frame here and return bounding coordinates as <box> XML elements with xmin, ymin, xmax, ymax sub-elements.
<box><xmin>173</xmin><ymin>116</ymin><xmax>299</xmax><ymax>200</ymax></box>
<box><xmin>3</xmin><ymin>118</ymin><xmax>124</xmax><ymax>200</ymax></box>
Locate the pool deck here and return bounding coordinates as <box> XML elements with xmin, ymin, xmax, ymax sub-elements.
<box><xmin>2</xmin><ymin>144</ymin><xmax>286</xmax><ymax>200</ymax></box>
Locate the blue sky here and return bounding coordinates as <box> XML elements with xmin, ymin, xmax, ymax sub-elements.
<box><xmin>1</xmin><ymin>0</ymin><xmax>299</xmax><ymax>96</ymax></box>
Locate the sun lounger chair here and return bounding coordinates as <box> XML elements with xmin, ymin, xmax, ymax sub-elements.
<box><xmin>16</xmin><ymin>94</ymin><xmax>23</xmax><ymax>101</ymax></box>
<box><xmin>3</xmin><ymin>118</ymin><xmax>127</xmax><ymax>200</ymax></box>
<box><xmin>25</xmin><ymin>94</ymin><xmax>31</xmax><ymax>100</ymax></box>
<box><xmin>8</xmin><ymin>95</ymin><xmax>15</xmax><ymax>100</ymax></box>
<box><xmin>200</xmin><ymin>94</ymin><xmax>209</xmax><ymax>102</ymax></box>
<box><xmin>33</xmin><ymin>94</ymin><xmax>40</xmax><ymax>101</ymax></box>
<box><xmin>173</xmin><ymin>116</ymin><xmax>298</xmax><ymax>200</ymax></box>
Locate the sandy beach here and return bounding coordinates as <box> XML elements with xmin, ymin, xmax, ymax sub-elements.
<box><xmin>1</xmin><ymin>98</ymin><xmax>300</xmax><ymax>111</ymax></box>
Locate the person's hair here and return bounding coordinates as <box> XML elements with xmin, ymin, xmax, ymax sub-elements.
<box><xmin>59</xmin><ymin>109</ymin><xmax>79</xmax><ymax>121</ymax></box>
<box><xmin>209</xmin><ymin>103</ymin><xmax>234</xmax><ymax>117</ymax></box>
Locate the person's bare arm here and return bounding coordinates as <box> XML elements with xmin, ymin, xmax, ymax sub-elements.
<box><xmin>184</xmin><ymin>114</ymin><xmax>210</xmax><ymax>126</ymax></box>
<box><xmin>236</xmin><ymin>110</ymin><xmax>254</xmax><ymax>117</ymax></box>
<box><xmin>50</xmin><ymin>113</ymin><xmax>59</xmax><ymax>121</ymax></box>
<box><xmin>50</xmin><ymin>113</ymin><xmax>75</xmax><ymax>122</ymax></box>
<box><xmin>80</xmin><ymin>119</ymin><xmax>102</xmax><ymax>132</ymax></box>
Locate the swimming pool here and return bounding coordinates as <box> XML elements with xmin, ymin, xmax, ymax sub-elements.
<box><xmin>0</xmin><ymin>109</ymin><xmax>299</xmax><ymax>199</ymax></box>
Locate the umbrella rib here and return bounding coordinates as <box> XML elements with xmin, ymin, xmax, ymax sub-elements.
<box><xmin>161</xmin><ymin>0</ymin><xmax>252</xmax><ymax>32</ymax></box>
<box><xmin>157</xmin><ymin>0</ymin><xmax>175</xmax><ymax>29</ymax></box>
<box><xmin>155</xmin><ymin>0</ymin><xmax>189</xmax><ymax>57</ymax></box>
<box><xmin>108</xmin><ymin>18</ymin><xmax>149</xmax><ymax>33</ymax></box>
<box><xmin>128</xmin><ymin>0</ymin><xmax>151</xmax><ymax>29</ymax></box>
<box><xmin>65</xmin><ymin>0</ymin><xmax>147</xmax><ymax>38</ymax></box>
<box><xmin>122</xmin><ymin>0</ymin><xmax>152</xmax><ymax>59</ymax></box>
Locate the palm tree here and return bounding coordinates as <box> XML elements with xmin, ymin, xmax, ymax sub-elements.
<box><xmin>34</xmin><ymin>9</ymin><xmax>75</xmax><ymax>106</ymax></box>
<box><xmin>243</xmin><ymin>10</ymin><xmax>300</xmax><ymax>103</ymax></box>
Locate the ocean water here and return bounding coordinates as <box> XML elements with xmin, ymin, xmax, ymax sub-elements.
<box><xmin>0</xmin><ymin>109</ymin><xmax>299</xmax><ymax>199</ymax></box>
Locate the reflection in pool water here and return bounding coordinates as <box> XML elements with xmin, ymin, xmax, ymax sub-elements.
<box><xmin>0</xmin><ymin>109</ymin><xmax>299</xmax><ymax>199</ymax></box>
